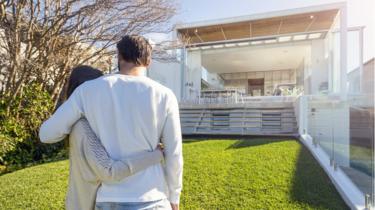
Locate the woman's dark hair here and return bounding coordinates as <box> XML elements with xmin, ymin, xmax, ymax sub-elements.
<box><xmin>116</xmin><ymin>35</ymin><xmax>152</xmax><ymax>66</ymax></box>
<box><xmin>60</xmin><ymin>66</ymin><xmax>103</xmax><ymax>149</ymax></box>
<box><xmin>66</xmin><ymin>65</ymin><xmax>103</xmax><ymax>98</ymax></box>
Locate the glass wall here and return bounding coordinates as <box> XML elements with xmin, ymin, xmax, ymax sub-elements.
<box><xmin>306</xmin><ymin>95</ymin><xmax>373</xmax><ymax>200</ymax></box>
<box><xmin>301</xmin><ymin>25</ymin><xmax>374</xmax><ymax>209</ymax></box>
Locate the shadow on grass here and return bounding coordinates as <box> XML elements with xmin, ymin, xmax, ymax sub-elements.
<box><xmin>224</xmin><ymin>137</ymin><xmax>349</xmax><ymax>209</ymax></box>
<box><xmin>226</xmin><ymin>137</ymin><xmax>294</xmax><ymax>150</ymax></box>
<box><xmin>182</xmin><ymin>134</ymin><xmax>266</xmax><ymax>144</ymax></box>
<box><xmin>289</xmin><ymin>145</ymin><xmax>349</xmax><ymax>210</ymax></box>
<box><xmin>182</xmin><ymin>138</ymin><xmax>210</xmax><ymax>144</ymax></box>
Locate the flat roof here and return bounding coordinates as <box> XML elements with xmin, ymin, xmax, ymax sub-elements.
<box><xmin>177</xmin><ymin>3</ymin><xmax>344</xmax><ymax>45</ymax></box>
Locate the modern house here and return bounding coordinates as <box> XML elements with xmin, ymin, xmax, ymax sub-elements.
<box><xmin>148</xmin><ymin>2</ymin><xmax>374</xmax><ymax>210</ymax></box>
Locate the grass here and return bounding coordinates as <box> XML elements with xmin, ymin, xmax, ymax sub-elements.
<box><xmin>0</xmin><ymin>138</ymin><xmax>348</xmax><ymax>210</ymax></box>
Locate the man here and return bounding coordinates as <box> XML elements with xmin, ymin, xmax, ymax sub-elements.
<box><xmin>39</xmin><ymin>35</ymin><xmax>183</xmax><ymax>210</ymax></box>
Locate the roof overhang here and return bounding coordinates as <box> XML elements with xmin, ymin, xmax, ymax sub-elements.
<box><xmin>176</xmin><ymin>2</ymin><xmax>345</xmax><ymax>47</ymax></box>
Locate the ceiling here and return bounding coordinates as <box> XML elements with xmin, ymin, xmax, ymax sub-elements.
<box><xmin>201</xmin><ymin>43</ymin><xmax>310</xmax><ymax>73</ymax></box>
<box><xmin>178</xmin><ymin>9</ymin><xmax>338</xmax><ymax>45</ymax></box>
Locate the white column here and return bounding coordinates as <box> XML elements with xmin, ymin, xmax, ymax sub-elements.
<box><xmin>358</xmin><ymin>28</ymin><xmax>364</xmax><ymax>93</ymax></box>
<box><xmin>180</xmin><ymin>48</ymin><xmax>186</xmax><ymax>100</ymax></box>
<box><xmin>186</xmin><ymin>50</ymin><xmax>202</xmax><ymax>100</ymax></box>
<box><xmin>340</xmin><ymin>5</ymin><xmax>348</xmax><ymax>99</ymax></box>
<box><xmin>337</xmin><ymin>6</ymin><xmax>350</xmax><ymax>167</ymax></box>
<box><xmin>310</xmin><ymin>39</ymin><xmax>327</xmax><ymax>94</ymax></box>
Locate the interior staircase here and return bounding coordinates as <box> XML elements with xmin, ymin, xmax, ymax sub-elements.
<box><xmin>179</xmin><ymin>102</ymin><xmax>298</xmax><ymax>136</ymax></box>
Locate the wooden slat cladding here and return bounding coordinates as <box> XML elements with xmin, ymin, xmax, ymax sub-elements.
<box><xmin>178</xmin><ymin>9</ymin><xmax>339</xmax><ymax>44</ymax></box>
<box><xmin>221</xmin><ymin>22</ymin><xmax>251</xmax><ymax>40</ymax></box>
<box><xmin>278</xmin><ymin>15</ymin><xmax>312</xmax><ymax>34</ymax></box>
<box><xmin>180</xmin><ymin>103</ymin><xmax>298</xmax><ymax>136</ymax></box>
<box><xmin>251</xmin><ymin>18</ymin><xmax>281</xmax><ymax>37</ymax></box>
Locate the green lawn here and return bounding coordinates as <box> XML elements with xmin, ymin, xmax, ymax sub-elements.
<box><xmin>0</xmin><ymin>138</ymin><xmax>348</xmax><ymax>210</ymax></box>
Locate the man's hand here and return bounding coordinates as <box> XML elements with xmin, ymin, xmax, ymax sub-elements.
<box><xmin>170</xmin><ymin>203</ymin><xmax>179</xmax><ymax>210</ymax></box>
<box><xmin>157</xmin><ymin>143</ymin><xmax>165</xmax><ymax>151</ymax></box>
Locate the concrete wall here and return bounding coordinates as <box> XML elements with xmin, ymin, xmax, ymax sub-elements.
<box><xmin>185</xmin><ymin>50</ymin><xmax>202</xmax><ymax>99</ymax></box>
<box><xmin>148</xmin><ymin>50</ymin><xmax>203</xmax><ymax>101</ymax></box>
<box><xmin>148</xmin><ymin>60</ymin><xmax>182</xmax><ymax>100</ymax></box>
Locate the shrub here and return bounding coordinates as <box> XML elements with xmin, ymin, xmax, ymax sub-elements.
<box><xmin>0</xmin><ymin>83</ymin><xmax>66</xmax><ymax>173</ymax></box>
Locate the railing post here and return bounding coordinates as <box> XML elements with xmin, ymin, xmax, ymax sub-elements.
<box><xmin>365</xmin><ymin>194</ymin><xmax>372</xmax><ymax>210</ymax></box>
<box><xmin>198</xmin><ymin>90</ymin><xmax>201</xmax><ymax>104</ymax></box>
<box><xmin>299</xmin><ymin>96</ymin><xmax>308</xmax><ymax>135</ymax></box>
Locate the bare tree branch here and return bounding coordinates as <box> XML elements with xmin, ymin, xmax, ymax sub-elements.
<box><xmin>0</xmin><ymin>0</ymin><xmax>177</xmax><ymax>105</ymax></box>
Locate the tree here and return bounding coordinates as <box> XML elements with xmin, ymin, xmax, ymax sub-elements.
<box><xmin>0</xmin><ymin>0</ymin><xmax>176</xmax><ymax>105</ymax></box>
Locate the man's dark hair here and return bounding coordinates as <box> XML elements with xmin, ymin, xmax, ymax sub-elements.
<box><xmin>116</xmin><ymin>35</ymin><xmax>152</xmax><ymax>66</ymax></box>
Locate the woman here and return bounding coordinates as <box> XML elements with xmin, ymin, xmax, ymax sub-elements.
<box><xmin>63</xmin><ymin>66</ymin><xmax>164</xmax><ymax>210</ymax></box>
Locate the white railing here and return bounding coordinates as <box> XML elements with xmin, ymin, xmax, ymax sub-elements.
<box><xmin>180</xmin><ymin>93</ymin><xmax>297</xmax><ymax>105</ymax></box>
<box><xmin>239</xmin><ymin>95</ymin><xmax>297</xmax><ymax>103</ymax></box>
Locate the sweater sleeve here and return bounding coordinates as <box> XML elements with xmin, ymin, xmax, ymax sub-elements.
<box><xmin>39</xmin><ymin>87</ymin><xmax>84</xmax><ymax>143</ymax></box>
<box><xmin>160</xmin><ymin>92</ymin><xmax>183</xmax><ymax>204</ymax></box>
<box><xmin>80</xmin><ymin>119</ymin><xmax>163</xmax><ymax>182</ymax></box>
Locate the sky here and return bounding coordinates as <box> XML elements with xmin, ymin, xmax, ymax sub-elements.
<box><xmin>175</xmin><ymin>0</ymin><xmax>373</xmax><ymax>28</ymax></box>
<box><xmin>176</xmin><ymin>0</ymin><xmax>339</xmax><ymax>23</ymax></box>
<box><xmin>148</xmin><ymin>0</ymin><xmax>374</xmax><ymax>62</ymax></box>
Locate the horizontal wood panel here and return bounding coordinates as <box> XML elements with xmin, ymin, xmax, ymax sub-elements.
<box><xmin>178</xmin><ymin>9</ymin><xmax>338</xmax><ymax>44</ymax></box>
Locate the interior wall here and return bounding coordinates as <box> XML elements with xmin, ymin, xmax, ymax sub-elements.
<box><xmin>224</xmin><ymin>79</ymin><xmax>248</xmax><ymax>94</ymax></box>
<box><xmin>223</xmin><ymin>69</ymin><xmax>296</xmax><ymax>96</ymax></box>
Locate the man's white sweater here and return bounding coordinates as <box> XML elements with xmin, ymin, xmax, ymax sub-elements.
<box><xmin>39</xmin><ymin>74</ymin><xmax>183</xmax><ymax>204</ymax></box>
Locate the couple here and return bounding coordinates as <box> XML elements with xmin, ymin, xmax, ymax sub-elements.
<box><xmin>39</xmin><ymin>35</ymin><xmax>183</xmax><ymax>210</ymax></box>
